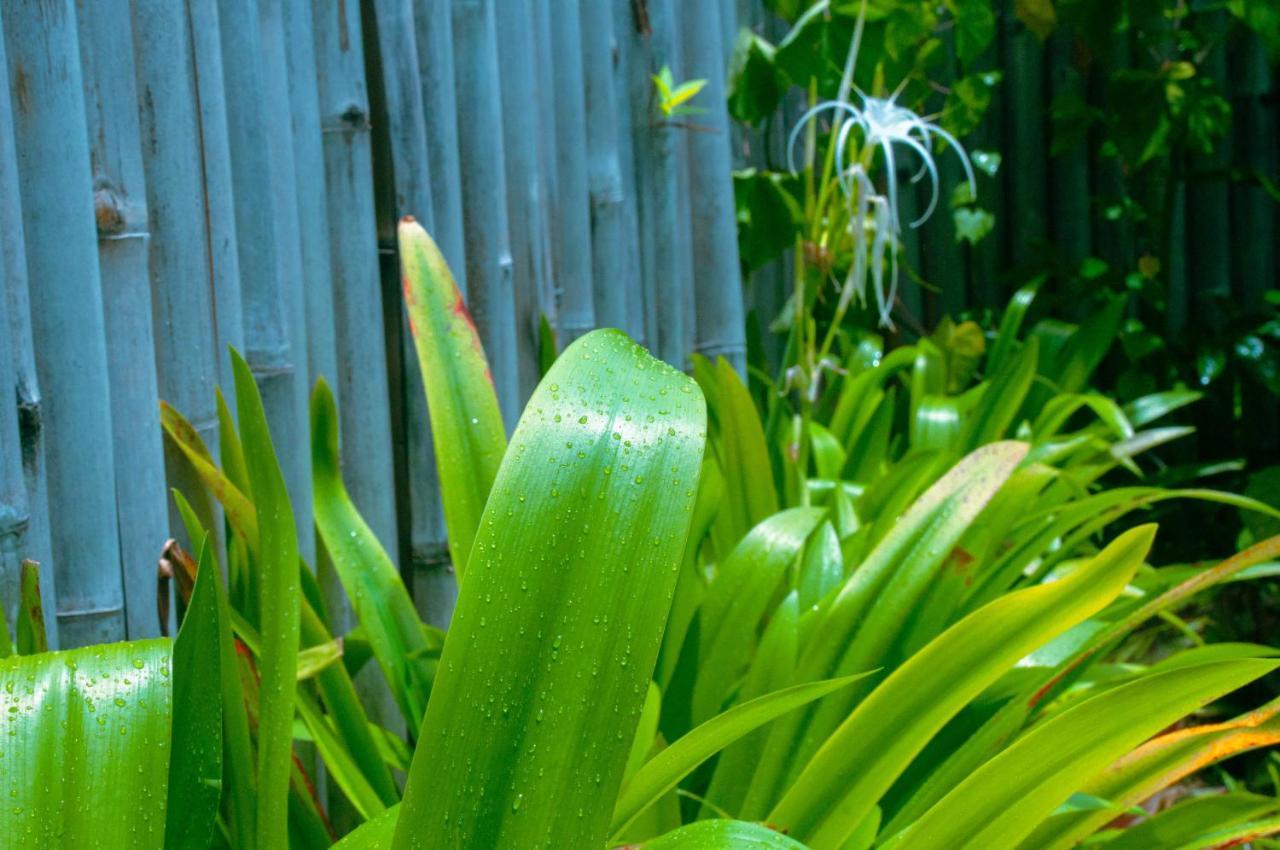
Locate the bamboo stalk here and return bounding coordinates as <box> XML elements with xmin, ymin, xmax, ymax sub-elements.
<box><xmin>624</xmin><ymin>0</ymin><xmax>687</xmax><ymax>366</ymax></box>
<box><xmin>215</xmin><ymin>0</ymin><xmax>311</xmax><ymax>557</ymax></box>
<box><xmin>408</xmin><ymin>0</ymin><xmax>463</xmax><ymax>627</ymax></box>
<box><xmin>184</xmin><ymin>0</ymin><xmax>245</xmax><ymax>391</ymax></box>
<box><xmin>2</xmin><ymin>0</ymin><xmax>125</xmax><ymax>647</ymax></box>
<box><xmin>608</xmin><ymin>0</ymin><xmax>648</xmax><ymax>347</ymax></box>
<box><xmin>1187</xmin><ymin>3</ymin><xmax>1231</xmax><ymax>330</ymax></box>
<box><xmin>413</xmin><ymin>0</ymin><xmax>467</xmax><ymax>288</ymax></box>
<box><xmin>1046</xmin><ymin>27</ymin><xmax>1092</xmax><ymax>265</ymax></box>
<box><xmin>0</xmin><ymin>12</ymin><xmax>55</xmax><ymax>645</ymax></box>
<box><xmin>0</xmin><ymin>218</ymin><xmax>26</xmax><ymax>632</ymax></box>
<box><xmin>581</xmin><ymin>0</ymin><xmax>642</xmax><ymax>337</ymax></box>
<box><xmin>966</xmin><ymin>31</ymin><xmax>1006</xmax><ymax>321</ymax></box>
<box><xmin>679</xmin><ymin>0</ymin><xmax>747</xmax><ymax>372</ymax></box>
<box><xmin>496</xmin><ymin>0</ymin><xmax>558</xmax><ymax>397</ymax></box>
<box><xmin>533</xmin><ymin>0</ymin><xmax>560</xmax><ymax>267</ymax></box>
<box><xmin>131</xmin><ymin>0</ymin><xmax>228</xmax><ymax>636</ymax></box>
<box><xmin>451</xmin><ymin>0</ymin><xmax>520</xmax><ymax>429</ymax></box>
<box><xmin>1002</xmin><ymin>9</ymin><xmax>1048</xmax><ymax>271</ymax></box>
<box><xmin>312</xmin><ymin>0</ymin><xmax>401</xmax><ymax>580</ymax></box>
<box><xmin>547</xmin><ymin>0</ymin><xmax>596</xmax><ymax>345</ymax></box>
<box><xmin>76</xmin><ymin>0</ymin><xmax>170</xmax><ymax>639</ymax></box>
<box><xmin>256</xmin><ymin>0</ymin><xmax>314</xmax><ymax>562</ymax></box>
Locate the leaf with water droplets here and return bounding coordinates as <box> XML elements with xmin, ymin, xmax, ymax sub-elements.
<box><xmin>392</xmin><ymin>330</ymin><xmax>707</xmax><ymax>850</ymax></box>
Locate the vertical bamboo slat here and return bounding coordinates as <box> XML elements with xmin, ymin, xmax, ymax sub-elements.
<box><xmin>1002</xmin><ymin>13</ymin><xmax>1048</xmax><ymax>270</ymax></box>
<box><xmin>256</xmin><ymin>0</ymin><xmax>314</xmax><ymax>562</ymax></box>
<box><xmin>0</xmin><ymin>217</ymin><xmax>26</xmax><ymax>630</ymax></box>
<box><xmin>2</xmin><ymin>0</ymin><xmax>125</xmax><ymax>647</ymax></box>
<box><xmin>1046</xmin><ymin>28</ymin><xmax>1092</xmax><ymax>266</ymax></box>
<box><xmin>679</xmin><ymin>0</ymin><xmax>747</xmax><ymax>372</ymax></box>
<box><xmin>607</xmin><ymin>0</ymin><xmax>648</xmax><ymax>347</ymax></box>
<box><xmin>496</xmin><ymin>0</ymin><xmax>558</xmax><ymax>397</ymax></box>
<box><xmin>409</xmin><ymin>0</ymin><xmax>462</xmax><ymax>627</ymax></box>
<box><xmin>1187</xmin><ymin>4</ymin><xmax>1231</xmax><ymax>328</ymax></box>
<box><xmin>581</xmin><ymin>0</ymin><xmax>641</xmax><ymax>335</ymax></box>
<box><xmin>533</xmin><ymin>0</ymin><xmax>560</xmax><ymax>268</ymax></box>
<box><xmin>312</xmin><ymin>0</ymin><xmax>402</xmax><ymax>583</ymax></box>
<box><xmin>131</xmin><ymin>0</ymin><xmax>226</xmax><ymax>627</ymax></box>
<box><xmin>548</xmin><ymin>0</ymin><xmax>596</xmax><ymax>346</ymax></box>
<box><xmin>185</xmin><ymin>0</ymin><xmax>244</xmax><ymax>391</ymax></box>
<box><xmin>413</xmin><ymin>0</ymin><xmax>467</xmax><ymax>286</ymax></box>
<box><xmin>77</xmin><ymin>0</ymin><xmax>169</xmax><ymax>638</ymax></box>
<box><xmin>0</xmin><ymin>12</ymin><xmax>55</xmax><ymax>644</ymax></box>
<box><xmin>451</xmin><ymin>0</ymin><xmax>520</xmax><ymax>429</ymax></box>
<box><xmin>217</xmin><ymin>0</ymin><xmax>310</xmax><ymax>555</ymax></box>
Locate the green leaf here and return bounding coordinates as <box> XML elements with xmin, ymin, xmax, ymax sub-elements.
<box><xmin>0</xmin><ymin>638</ymin><xmax>172</xmax><ymax>847</ymax></box>
<box><xmin>642</xmin><ymin>820</ymin><xmax>811</xmax><ymax>849</ymax></box>
<box><xmin>693</xmin><ymin>507</ymin><xmax>825</xmax><ymax>725</ymax></box>
<box><xmin>1078</xmin><ymin>792</ymin><xmax>1278</xmax><ymax>850</ymax></box>
<box><xmin>230</xmin><ymin>349</ymin><xmax>299</xmax><ymax>850</ymax></box>
<box><xmin>614</xmin><ymin>674</ymin><xmax>871</xmax><ymax>837</ymax></box>
<box><xmin>953</xmin><ymin>206</ymin><xmax>996</xmax><ymax>245</ymax></box>
<box><xmin>880</xmin><ymin>659</ymin><xmax>1280</xmax><ymax>850</ymax></box>
<box><xmin>16</xmin><ymin>560</ymin><xmax>46</xmax><ymax>655</ymax></box>
<box><xmin>398</xmin><ymin>217</ymin><xmax>507</xmax><ymax>579</ymax></box>
<box><xmin>164</xmin><ymin>536</ymin><xmax>223</xmax><ymax>850</ymax></box>
<box><xmin>728</xmin><ymin>31</ymin><xmax>784</xmax><ymax>125</ymax></box>
<box><xmin>391</xmin><ymin>330</ymin><xmax>706</xmax><ymax>850</ymax></box>
<box><xmin>1015</xmin><ymin>0</ymin><xmax>1058</xmax><ymax>41</ymax></box>
<box><xmin>332</xmin><ymin>805</ymin><xmax>401</xmax><ymax>849</ymax></box>
<box><xmin>769</xmin><ymin>525</ymin><xmax>1156</xmax><ymax>846</ymax></box>
<box><xmin>950</xmin><ymin>0</ymin><xmax>997</xmax><ymax>64</ymax></box>
<box><xmin>312</xmin><ymin>378</ymin><xmax>433</xmax><ymax>733</ymax></box>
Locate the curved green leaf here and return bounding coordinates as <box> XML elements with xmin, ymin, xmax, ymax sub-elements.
<box><xmin>231</xmin><ymin>349</ymin><xmax>299</xmax><ymax>850</ymax></box>
<box><xmin>164</xmin><ymin>536</ymin><xmax>223</xmax><ymax>850</ymax></box>
<box><xmin>398</xmin><ymin>218</ymin><xmax>506</xmax><ymax>578</ymax></box>
<box><xmin>614</xmin><ymin>674</ymin><xmax>871</xmax><ymax>837</ymax></box>
<box><xmin>312</xmin><ymin>379</ymin><xmax>432</xmax><ymax>732</ymax></box>
<box><xmin>639</xmin><ymin>820</ymin><xmax>810</xmax><ymax>849</ymax></box>
<box><xmin>769</xmin><ymin>525</ymin><xmax>1156</xmax><ymax>846</ymax></box>
<box><xmin>391</xmin><ymin>330</ymin><xmax>706</xmax><ymax>850</ymax></box>
<box><xmin>0</xmin><ymin>639</ymin><xmax>172</xmax><ymax>847</ymax></box>
<box><xmin>1097</xmin><ymin>792</ymin><xmax>1279</xmax><ymax>850</ymax></box>
<box><xmin>880</xmin><ymin>658</ymin><xmax>1280</xmax><ymax>850</ymax></box>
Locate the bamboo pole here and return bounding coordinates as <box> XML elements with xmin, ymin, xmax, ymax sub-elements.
<box><xmin>185</xmin><ymin>0</ymin><xmax>244</xmax><ymax>391</ymax></box>
<box><xmin>496</xmin><ymin>0</ymin><xmax>558</xmax><ymax>397</ymax></box>
<box><xmin>216</xmin><ymin>0</ymin><xmax>311</xmax><ymax>557</ymax></box>
<box><xmin>76</xmin><ymin>0</ymin><xmax>170</xmax><ymax>639</ymax></box>
<box><xmin>678</xmin><ymin>0</ymin><xmax>747</xmax><ymax>373</ymax></box>
<box><xmin>966</xmin><ymin>33</ymin><xmax>1005</xmax><ymax>322</ymax></box>
<box><xmin>672</xmin><ymin>10</ymin><xmax>698</xmax><ymax>363</ymax></box>
<box><xmin>547</xmin><ymin>0</ymin><xmax>596</xmax><ymax>346</ymax></box>
<box><xmin>1002</xmin><ymin>10</ymin><xmax>1048</xmax><ymax>272</ymax></box>
<box><xmin>533</xmin><ymin>0</ymin><xmax>560</xmax><ymax>267</ymax></box>
<box><xmin>409</xmin><ymin>0</ymin><xmax>463</xmax><ymax>627</ymax></box>
<box><xmin>607</xmin><ymin>0</ymin><xmax>648</xmax><ymax>347</ymax></box>
<box><xmin>2</xmin><ymin>0</ymin><xmax>125</xmax><ymax>647</ymax></box>
<box><xmin>131</xmin><ymin>0</ymin><xmax>227</xmax><ymax>633</ymax></box>
<box><xmin>312</xmin><ymin>0</ymin><xmax>401</xmax><ymax>579</ymax></box>
<box><xmin>0</xmin><ymin>13</ymin><xmax>55</xmax><ymax>644</ymax></box>
<box><xmin>1187</xmin><ymin>3</ymin><xmax>1231</xmax><ymax>331</ymax></box>
<box><xmin>623</xmin><ymin>0</ymin><xmax>687</xmax><ymax>366</ymax></box>
<box><xmin>1046</xmin><ymin>27</ymin><xmax>1092</xmax><ymax>266</ymax></box>
<box><xmin>452</xmin><ymin>0</ymin><xmax>520</xmax><ymax>429</ymax></box>
<box><xmin>256</xmin><ymin>0</ymin><xmax>314</xmax><ymax>562</ymax></box>
<box><xmin>0</xmin><ymin>217</ymin><xmax>26</xmax><ymax>631</ymax></box>
<box><xmin>581</xmin><ymin>0</ymin><xmax>642</xmax><ymax>336</ymax></box>
<box><xmin>413</xmin><ymin>0</ymin><xmax>467</xmax><ymax>287</ymax></box>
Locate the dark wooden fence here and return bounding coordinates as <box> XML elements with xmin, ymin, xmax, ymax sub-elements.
<box><xmin>0</xmin><ymin>0</ymin><xmax>1276</xmax><ymax>648</ymax></box>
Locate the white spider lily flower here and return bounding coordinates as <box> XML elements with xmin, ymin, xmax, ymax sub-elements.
<box><xmin>787</xmin><ymin>91</ymin><xmax>977</xmax><ymax>327</ymax></box>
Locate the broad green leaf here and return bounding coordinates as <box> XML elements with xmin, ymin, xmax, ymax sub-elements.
<box><xmin>879</xmin><ymin>659</ymin><xmax>1280</xmax><ymax>850</ymax></box>
<box><xmin>391</xmin><ymin>330</ymin><xmax>706</xmax><ymax>850</ymax></box>
<box><xmin>164</xmin><ymin>536</ymin><xmax>223</xmax><ymax>850</ymax></box>
<box><xmin>332</xmin><ymin>805</ymin><xmax>401</xmax><ymax>849</ymax></box>
<box><xmin>160</xmin><ymin>400</ymin><xmax>257</xmax><ymax>542</ymax></box>
<box><xmin>231</xmin><ymin>349</ymin><xmax>299</xmax><ymax>850</ymax></box>
<box><xmin>613</xmin><ymin>674</ymin><xmax>871</xmax><ymax>837</ymax></box>
<box><xmin>1021</xmin><ymin>696</ymin><xmax>1280</xmax><ymax>850</ymax></box>
<box><xmin>16</xmin><ymin>560</ymin><xmax>46</xmax><ymax>655</ymax></box>
<box><xmin>640</xmin><ymin>820</ymin><xmax>810</xmax><ymax>849</ymax></box>
<box><xmin>692</xmin><ymin>507</ymin><xmax>825</xmax><ymax>725</ymax></box>
<box><xmin>1087</xmin><ymin>792</ymin><xmax>1279</xmax><ymax>850</ymax></box>
<box><xmin>769</xmin><ymin>525</ymin><xmax>1156</xmax><ymax>846</ymax></box>
<box><xmin>695</xmin><ymin>355</ymin><xmax>779</xmax><ymax>549</ymax></box>
<box><xmin>782</xmin><ymin>442</ymin><xmax>1029</xmax><ymax>777</ymax></box>
<box><xmin>312</xmin><ymin>379</ymin><xmax>432</xmax><ymax>732</ymax></box>
<box><xmin>172</xmin><ymin>491</ymin><xmax>256</xmax><ymax>849</ymax></box>
<box><xmin>1168</xmin><ymin>814</ymin><xmax>1280</xmax><ymax>849</ymax></box>
<box><xmin>398</xmin><ymin>218</ymin><xmax>506</xmax><ymax>578</ymax></box>
<box><xmin>0</xmin><ymin>639</ymin><xmax>172</xmax><ymax>847</ymax></box>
